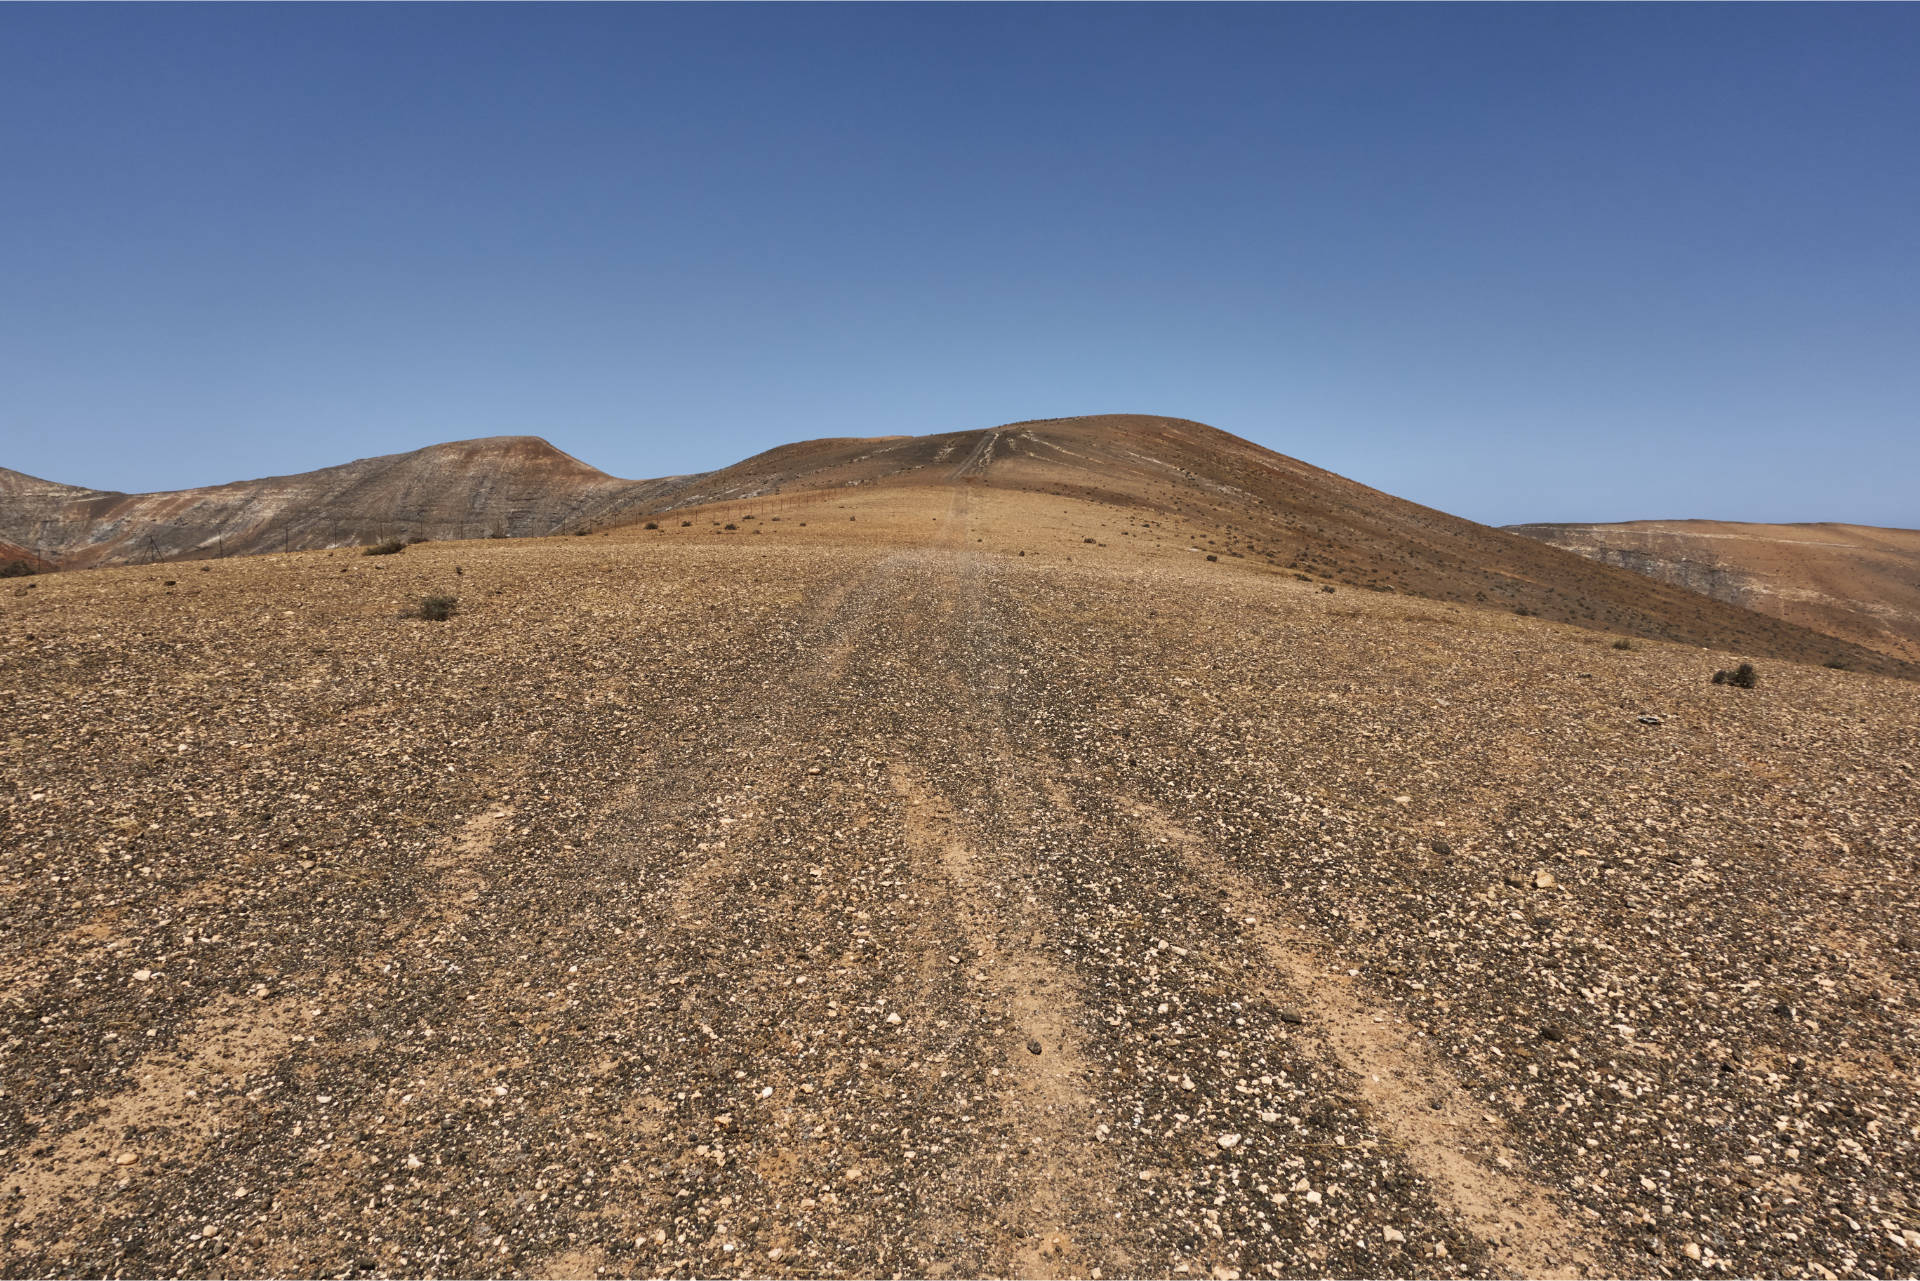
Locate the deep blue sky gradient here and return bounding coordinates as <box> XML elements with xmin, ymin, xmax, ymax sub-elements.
<box><xmin>3</xmin><ymin>4</ymin><xmax>1916</xmax><ymax>526</ymax></box>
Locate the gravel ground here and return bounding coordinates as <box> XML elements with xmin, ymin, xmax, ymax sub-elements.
<box><xmin>2</xmin><ymin>486</ymin><xmax>1916</xmax><ymax>1280</ymax></box>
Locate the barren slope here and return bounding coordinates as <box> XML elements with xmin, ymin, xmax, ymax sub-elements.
<box><xmin>3</xmin><ymin>482</ymin><xmax>1916</xmax><ymax>1280</ymax></box>
<box><xmin>0</xmin><ymin>438</ymin><xmax>687</xmax><ymax>570</ymax></box>
<box><xmin>612</xmin><ymin>416</ymin><xmax>1906</xmax><ymax>678</ymax></box>
<box><xmin>1510</xmin><ymin>520</ymin><xmax>1920</xmax><ymax>666</ymax></box>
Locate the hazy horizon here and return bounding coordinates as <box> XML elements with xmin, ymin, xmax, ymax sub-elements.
<box><xmin>3</xmin><ymin>5</ymin><xmax>1916</xmax><ymax>529</ymax></box>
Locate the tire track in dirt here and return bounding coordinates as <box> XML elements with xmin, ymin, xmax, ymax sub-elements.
<box><xmin>655</xmin><ymin>557</ymin><xmax>904</xmax><ymax>922</ymax></box>
<box><xmin>870</xmin><ymin>525</ymin><xmax>1152</xmax><ymax>1277</ymax></box>
<box><xmin>1113</xmin><ymin>791</ymin><xmax>1606</xmax><ymax>1280</ymax></box>
<box><xmin>938</xmin><ymin>544</ymin><xmax>1579</xmax><ymax>1276</ymax></box>
<box><xmin>1</xmin><ymin>803</ymin><xmax>523</xmax><ymax>1267</ymax></box>
<box><xmin>1</xmin><ymin>995</ymin><xmax>304</xmax><ymax>1246</ymax></box>
<box><xmin>950</xmin><ymin>430</ymin><xmax>1002</xmax><ymax>482</ymax></box>
<box><xmin>889</xmin><ymin>765</ymin><xmax>1126</xmax><ymax>1281</ymax></box>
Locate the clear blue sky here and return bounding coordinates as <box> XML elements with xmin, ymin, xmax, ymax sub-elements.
<box><xmin>3</xmin><ymin>4</ymin><xmax>1916</xmax><ymax>527</ymax></box>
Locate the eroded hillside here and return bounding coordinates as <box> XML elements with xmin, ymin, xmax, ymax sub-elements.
<box><xmin>0</xmin><ymin>438</ymin><xmax>688</xmax><ymax>570</ymax></box>
<box><xmin>1510</xmin><ymin>520</ymin><xmax>1920</xmax><ymax>666</ymax></box>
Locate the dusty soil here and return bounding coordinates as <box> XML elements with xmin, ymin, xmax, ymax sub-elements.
<box><xmin>3</xmin><ymin>482</ymin><xmax>1917</xmax><ymax>1280</ymax></box>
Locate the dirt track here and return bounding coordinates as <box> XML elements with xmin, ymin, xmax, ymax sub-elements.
<box><xmin>3</xmin><ymin>485</ymin><xmax>1917</xmax><ymax>1279</ymax></box>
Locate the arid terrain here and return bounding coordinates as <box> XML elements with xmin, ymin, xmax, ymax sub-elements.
<box><xmin>1510</xmin><ymin>521</ymin><xmax>1920</xmax><ymax>667</ymax></box>
<box><xmin>7</xmin><ymin>418</ymin><xmax>1906</xmax><ymax>680</ymax></box>
<box><xmin>3</xmin><ymin>423</ymin><xmax>1918</xmax><ymax>1280</ymax></box>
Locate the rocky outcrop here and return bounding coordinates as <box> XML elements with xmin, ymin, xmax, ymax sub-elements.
<box><xmin>1507</xmin><ymin>526</ymin><xmax>1761</xmax><ymax>606</ymax></box>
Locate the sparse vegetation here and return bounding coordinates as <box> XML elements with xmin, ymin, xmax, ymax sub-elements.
<box><xmin>1612</xmin><ymin>638</ymin><xmax>1635</xmax><ymax>650</ymax></box>
<box><xmin>644</xmin><ymin>521</ymin><xmax>659</xmax><ymax>530</ymax></box>
<box><xmin>364</xmin><ymin>539</ymin><xmax>405</xmax><ymax>556</ymax></box>
<box><xmin>0</xmin><ymin>560</ymin><xmax>38</xmax><ymax>578</ymax></box>
<box><xmin>1712</xmin><ymin>662</ymin><xmax>1759</xmax><ymax>688</ymax></box>
<box><xmin>413</xmin><ymin>594</ymin><xmax>458</xmax><ymax>621</ymax></box>
<box><xmin>1825</xmin><ymin>657</ymin><xmax>1852</xmax><ymax>670</ymax></box>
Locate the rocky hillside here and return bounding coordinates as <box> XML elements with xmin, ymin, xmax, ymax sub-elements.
<box><xmin>0</xmin><ymin>437</ymin><xmax>688</xmax><ymax>569</ymax></box>
<box><xmin>1510</xmin><ymin>520</ymin><xmax>1920</xmax><ymax>666</ymax></box>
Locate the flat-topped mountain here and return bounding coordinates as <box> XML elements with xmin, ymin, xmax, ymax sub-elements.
<box><xmin>1510</xmin><ymin>519</ymin><xmax>1920</xmax><ymax>665</ymax></box>
<box><xmin>0</xmin><ymin>436</ymin><xmax>685</xmax><ymax>570</ymax></box>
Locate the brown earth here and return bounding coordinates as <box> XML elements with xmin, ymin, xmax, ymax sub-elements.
<box><xmin>1509</xmin><ymin>521</ymin><xmax>1920</xmax><ymax>667</ymax></box>
<box><xmin>3</xmin><ymin>474</ymin><xmax>1917</xmax><ymax>1280</ymax></box>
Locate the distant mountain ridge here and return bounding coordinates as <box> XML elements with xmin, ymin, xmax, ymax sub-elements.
<box><xmin>0</xmin><ymin>436</ymin><xmax>692</xmax><ymax>569</ymax></box>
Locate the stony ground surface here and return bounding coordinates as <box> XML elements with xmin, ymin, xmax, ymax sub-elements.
<box><xmin>2</xmin><ymin>485</ymin><xmax>1917</xmax><ymax>1280</ymax></box>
